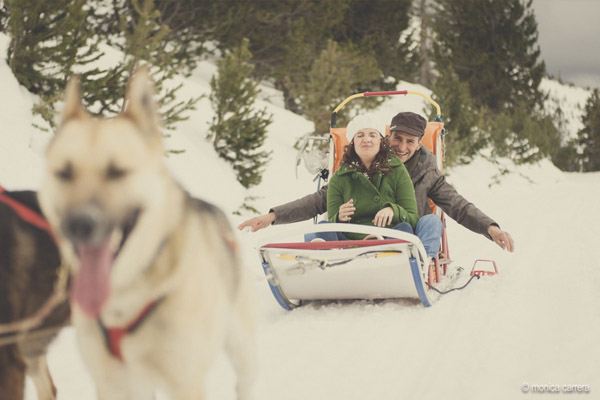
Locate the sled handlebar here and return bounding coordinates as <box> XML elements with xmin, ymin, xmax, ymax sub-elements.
<box><xmin>330</xmin><ymin>90</ymin><xmax>442</xmax><ymax>128</ymax></box>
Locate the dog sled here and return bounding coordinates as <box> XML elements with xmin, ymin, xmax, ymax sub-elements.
<box><xmin>259</xmin><ymin>91</ymin><xmax>456</xmax><ymax>310</ymax></box>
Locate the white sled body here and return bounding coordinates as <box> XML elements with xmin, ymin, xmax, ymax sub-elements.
<box><xmin>258</xmin><ymin>223</ymin><xmax>433</xmax><ymax>309</ymax></box>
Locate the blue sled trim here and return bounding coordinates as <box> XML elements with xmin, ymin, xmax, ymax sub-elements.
<box><xmin>261</xmin><ymin>260</ymin><xmax>296</xmax><ymax>310</ymax></box>
<box><xmin>409</xmin><ymin>256</ymin><xmax>431</xmax><ymax>307</ymax></box>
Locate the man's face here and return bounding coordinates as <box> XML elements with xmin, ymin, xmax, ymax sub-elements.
<box><xmin>389</xmin><ymin>131</ymin><xmax>422</xmax><ymax>162</ymax></box>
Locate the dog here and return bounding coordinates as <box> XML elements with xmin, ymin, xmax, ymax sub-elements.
<box><xmin>0</xmin><ymin>189</ymin><xmax>70</xmax><ymax>400</ymax></box>
<box><xmin>38</xmin><ymin>67</ymin><xmax>256</xmax><ymax>399</ymax></box>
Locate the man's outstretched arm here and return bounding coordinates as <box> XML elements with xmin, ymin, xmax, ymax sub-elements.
<box><xmin>428</xmin><ymin>168</ymin><xmax>514</xmax><ymax>252</ymax></box>
<box><xmin>237</xmin><ymin>212</ymin><xmax>277</xmax><ymax>232</ymax></box>
<box><xmin>238</xmin><ymin>186</ymin><xmax>328</xmax><ymax>232</ymax></box>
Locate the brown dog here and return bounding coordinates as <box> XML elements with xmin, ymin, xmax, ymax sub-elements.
<box><xmin>0</xmin><ymin>189</ymin><xmax>70</xmax><ymax>400</ymax></box>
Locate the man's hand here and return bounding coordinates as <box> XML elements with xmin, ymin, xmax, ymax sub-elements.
<box><xmin>372</xmin><ymin>207</ymin><xmax>394</xmax><ymax>227</ymax></box>
<box><xmin>338</xmin><ymin>199</ymin><xmax>355</xmax><ymax>222</ymax></box>
<box><xmin>488</xmin><ymin>225</ymin><xmax>514</xmax><ymax>252</ymax></box>
<box><xmin>238</xmin><ymin>212</ymin><xmax>276</xmax><ymax>232</ymax></box>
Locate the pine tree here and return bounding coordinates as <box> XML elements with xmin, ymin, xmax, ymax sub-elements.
<box><xmin>291</xmin><ymin>40</ymin><xmax>382</xmax><ymax>134</ymax></box>
<box><xmin>484</xmin><ymin>102</ymin><xmax>560</xmax><ymax>164</ymax></box>
<box><xmin>198</xmin><ymin>0</ymin><xmax>417</xmax><ymax>114</ymax></box>
<box><xmin>550</xmin><ymin>100</ymin><xmax>580</xmax><ymax>172</ymax></box>
<box><xmin>191</xmin><ymin>0</ymin><xmax>347</xmax><ymax>113</ymax></box>
<box><xmin>414</xmin><ymin>0</ymin><xmax>434</xmax><ymax>87</ymax></box>
<box><xmin>432</xmin><ymin>64</ymin><xmax>485</xmax><ymax>166</ymax></box>
<box><xmin>111</xmin><ymin>0</ymin><xmax>200</xmax><ymax>130</ymax></box>
<box><xmin>578</xmin><ymin>89</ymin><xmax>600</xmax><ymax>171</ymax></box>
<box><xmin>0</xmin><ymin>4</ymin><xmax>8</xmax><ymax>33</ymax></box>
<box><xmin>432</xmin><ymin>0</ymin><xmax>546</xmax><ymax>113</ymax></box>
<box><xmin>333</xmin><ymin>0</ymin><xmax>418</xmax><ymax>85</ymax></box>
<box><xmin>552</xmin><ymin>139</ymin><xmax>580</xmax><ymax>172</ymax></box>
<box><xmin>208</xmin><ymin>39</ymin><xmax>272</xmax><ymax>188</ymax></box>
<box><xmin>4</xmin><ymin>0</ymin><xmax>120</xmax><ymax>129</ymax></box>
<box><xmin>430</xmin><ymin>0</ymin><xmax>560</xmax><ymax>164</ymax></box>
<box><xmin>4</xmin><ymin>0</ymin><xmax>200</xmax><ymax>132</ymax></box>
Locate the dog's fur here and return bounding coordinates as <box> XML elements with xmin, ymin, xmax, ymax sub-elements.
<box><xmin>38</xmin><ymin>68</ymin><xmax>255</xmax><ymax>399</ymax></box>
<box><xmin>0</xmin><ymin>190</ymin><xmax>70</xmax><ymax>400</ymax></box>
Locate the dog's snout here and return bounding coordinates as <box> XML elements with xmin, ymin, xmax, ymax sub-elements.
<box><xmin>64</xmin><ymin>214</ymin><xmax>96</xmax><ymax>241</ymax></box>
<box><xmin>62</xmin><ymin>206</ymin><xmax>109</xmax><ymax>245</ymax></box>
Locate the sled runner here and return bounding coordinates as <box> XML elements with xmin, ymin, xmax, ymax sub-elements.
<box><xmin>259</xmin><ymin>90</ymin><xmax>454</xmax><ymax>309</ymax></box>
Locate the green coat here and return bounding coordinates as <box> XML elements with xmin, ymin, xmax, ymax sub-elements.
<box><xmin>327</xmin><ymin>156</ymin><xmax>418</xmax><ymax>239</ymax></box>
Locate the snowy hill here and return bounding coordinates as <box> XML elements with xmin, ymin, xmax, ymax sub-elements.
<box><xmin>1</xmin><ymin>33</ymin><xmax>599</xmax><ymax>400</ymax></box>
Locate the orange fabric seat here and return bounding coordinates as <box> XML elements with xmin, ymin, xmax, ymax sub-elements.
<box><xmin>421</xmin><ymin>121</ymin><xmax>444</xmax><ymax>156</ymax></box>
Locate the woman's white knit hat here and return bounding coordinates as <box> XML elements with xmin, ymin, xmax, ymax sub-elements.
<box><xmin>346</xmin><ymin>114</ymin><xmax>383</xmax><ymax>143</ymax></box>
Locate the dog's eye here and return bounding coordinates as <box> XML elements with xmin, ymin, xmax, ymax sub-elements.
<box><xmin>106</xmin><ymin>164</ymin><xmax>128</xmax><ymax>180</ymax></box>
<box><xmin>55</xmin><ymin>163</ymin><xmax>74</xmax><ymax>182</ymax></box>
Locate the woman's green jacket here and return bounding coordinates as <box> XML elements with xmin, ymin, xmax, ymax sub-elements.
<box><xmin>327</xmin><ymin>156</ymin><xmax>418</xmax><ymax>239</ymax></box>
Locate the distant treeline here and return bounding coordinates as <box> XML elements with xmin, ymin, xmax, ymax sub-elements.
<box><xmin>0</xmin><ymin>0</ymin><xmax>598</xmax><ymax>171</ymax></box>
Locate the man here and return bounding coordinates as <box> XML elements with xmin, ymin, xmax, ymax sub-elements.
<box><xmin>239</xmin><ymin>112</ymin><xmax>514</xmax><ymax>253</ymax></box>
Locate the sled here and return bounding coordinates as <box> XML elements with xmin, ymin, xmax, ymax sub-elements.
<box><xmin>259</xmin><ymin>90</ymin><xmax>452</xmax><ymax>309</ymax></box>
<box><xmin>260</xmin><ymin>224</ymin><xmax>432</xmax><ymax>309</ymax></box>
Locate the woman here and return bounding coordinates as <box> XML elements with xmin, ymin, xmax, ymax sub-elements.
<box><xmin>324</xmin><ymin>114</ymin><xmax>418</xmax><ymax>240</ymax></box>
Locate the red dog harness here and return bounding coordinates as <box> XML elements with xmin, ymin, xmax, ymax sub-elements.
<box><xmin>0</xmin><ymin>185</ymin><xmax>52</xmax><ymax>233</ymax></box>
<box><xmin>98</xmin><ymin>298</ymin><xmax>164</xmax><ymax>361</ymax></box>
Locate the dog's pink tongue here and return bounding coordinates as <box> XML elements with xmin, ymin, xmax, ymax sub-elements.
<box><xmin>71</xmin><ymin>240</ymin><xmax>113</xmax><ymax>319</ymax></box>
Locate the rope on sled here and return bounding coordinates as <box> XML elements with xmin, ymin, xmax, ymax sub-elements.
<box><xmin>311</xmin><ymin>250</ymin><xmax>404</xmax><ymax>269</ymax></box>
<box><xmin>292</xmin><ymin>251</ymin><xmax>483</xmax><ymax>296</ymax></box>
<box><xmin>426</xmin><ymin>274</ymin><xmax>481</xmax><ymax>295</ymax></box>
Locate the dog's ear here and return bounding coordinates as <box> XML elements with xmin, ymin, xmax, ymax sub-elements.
<box><xmin>61</xmin><ymin>75</ymin><xmax>87</xmax><ymax>124</ymax></box>
<box><xmin>124</xmin><ymin>66</ymin><xmax>162</xmax><ymax>135</ymax></box>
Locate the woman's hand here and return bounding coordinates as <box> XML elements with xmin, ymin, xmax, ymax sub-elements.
<box><xmin>338</xmin><ymin>199</ymin><xmax>355</xmax><ymax>222</ymax></box>
<box><xmin>372</xmin><ymin>207</ymin><xmax>394</xmax><ymax>227</ymax></box>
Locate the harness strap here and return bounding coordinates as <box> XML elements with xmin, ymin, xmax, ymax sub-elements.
<box><xmin>0</xmin><ymin>186</ymin><xmax>52</xmax><ymax>233</ymax></box>
<box><xmin>98</xmin><ymin>297</ymin><xmax>164</xmax><ymax>362</ymax></box>
<box><xmin>426</xmin><ymin>274</ymin><xmax>480</xmax><ymax>295</ymax></box>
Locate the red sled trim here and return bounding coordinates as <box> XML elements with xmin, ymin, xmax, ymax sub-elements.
<box><xmin>262</xmin><ymin>239</ymin><xmax>409</xmax><ymax>251</ymax></box>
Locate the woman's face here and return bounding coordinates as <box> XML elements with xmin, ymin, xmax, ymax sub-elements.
<box><xmin>353</xmin><ymin>129</ymin><xmax>382</xmax><ymax>163</ymax></box>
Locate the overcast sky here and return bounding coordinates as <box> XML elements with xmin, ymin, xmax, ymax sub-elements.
<box><xmin>532</xmin><ymin>0</ymin><xmax>600</xmax><ymax>88</ymax></box>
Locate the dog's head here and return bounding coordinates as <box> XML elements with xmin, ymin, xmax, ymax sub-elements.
<box><xmin>39</xmin><ymin>67</ymin><xmax>169</xmax><ymax>318</ymax></box>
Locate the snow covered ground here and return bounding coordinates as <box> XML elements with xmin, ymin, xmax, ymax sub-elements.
<box><xmin>1</xmin><ymin>33</ymin><xmax>598</xmax><ymax>399</ymax></box>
